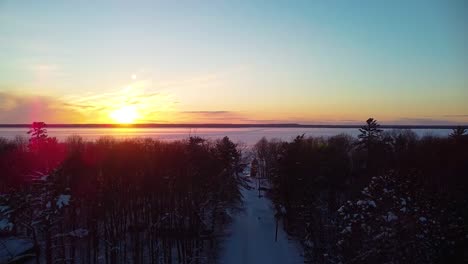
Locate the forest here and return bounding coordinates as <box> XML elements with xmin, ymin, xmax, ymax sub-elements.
<box><xmin>254</xmin><ymin>119</ymin><xmax>468</xmax><ymax>263</ymax></box>
<box><xmin>1</xmin><ymin>122</ymin><xmax>247</xmax><ymax>263</ymax></box>
<box><xmin>1</xmin><ymin>119</ymin><xmax>467</xmax><ymax>263</ymax></box>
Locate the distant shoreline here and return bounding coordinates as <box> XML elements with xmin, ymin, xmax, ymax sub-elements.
<box><xmin>0</xmin><ymin>123</ymin><xmax>464</xmax><ymax>129</ymax></box>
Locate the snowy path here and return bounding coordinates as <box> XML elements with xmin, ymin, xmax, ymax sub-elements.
<box><xmin>219</xmin><ymin>178</ymin><xmax>304</xmax><ymax>264</ymax></box>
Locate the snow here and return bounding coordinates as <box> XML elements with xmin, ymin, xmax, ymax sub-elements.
<box><xmin>384</xmin><ymin>211</ymin><xmax>398</xmax><ymax>222</ymax></box>
<box><xmin>0</xmin><ymin>218</ymin><xmax>13</xmax><ymax>231</ymax></box>
<box><xmin>0</xmin><ymin>237</ymin><xmax>34</xmax><ymax>263</ymax></box>
<box><xmin>219</xmin><ymin>178</ymin><xmax>304</xmax><ymax>264</ymax></box>
<box><xmin>279</xmin><ymin>205</ymin><xmax>287</xmax><ymax>215</ymax></box>
<box><xmin>400</xmin><ymin>198</ymin><xmax>407</xmax><ymax>206</ymax></box>
<box><xmin>0</xmin><ymin>206</ymin><xmax>9</xmax><ymax>213</ymax></box>
<box><xmin>56</xmin><ymin>194</ymin><xmax>71</xmax><ymax>209</ymax></box>
<box><xmin>69</xmin><ymin>228</ymin><xmax>89</xmax><ymax>238</ymax></box>
<box><xmin>341</xmin><ymin>226</ymin><xmax>352</xmax><ymax>234</ymax></box>
<box><xmin>356</xmin><ymin>200</ymin><xmax>376</xmax><ymax>208</ymax></box>
<box><xmin>361</xmin><ymin>187</ymin><xmax>370</xmax><ymax>196</ymax></box>
<box><xmin>55</xmin><ymin>228</ymin><xmax>89</xmax><ymax>239</ymax></box>
<box><xmin>337</xmin><ymin>206</ymin><xmax>345</xmax><ymax>213</ymax></box>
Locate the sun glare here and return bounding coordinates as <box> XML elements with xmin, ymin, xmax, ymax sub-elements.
<box><xmin>110</xmin><ymin>106</ymin><xmax>138</xmax><ymax>124</ymax></box>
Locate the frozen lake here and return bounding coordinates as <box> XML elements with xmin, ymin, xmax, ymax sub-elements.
<box><xmin>0</xmin><ymin>127</ymin><xmax>452</xmax><ymax>145</ymax></box>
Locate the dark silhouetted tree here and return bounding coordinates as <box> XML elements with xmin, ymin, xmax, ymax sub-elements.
<box><xmin>358</xmin><ymin>118</ymin><xmax>383</xmax><ymax>148</ymax></box>
<box><xmin>26</xmin><ymin>122</ymin><xmax>63</xmax><ymax>173</ymax></box>
<box><xmin>357</xmin><ymin>118</ymin><xmax>385</xmax><ymax>174</ymax></box>
<box><xmin>449</xmin><ymin>126</ymin><xmax>467</xmax><ymax>139</ymax></box>
<box><xmin>28</xmin><ymin>122</ymin><xmax>48</xmax><ymax>143</ymax></box>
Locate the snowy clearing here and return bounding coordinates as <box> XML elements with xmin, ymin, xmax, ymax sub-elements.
<box><xmin>0</xmin><ymin>237</ymin><xmax>34</xmax><ymax>263</ymax></box>
<box><xmin>219</xmin><ymin>178</ymin><xmax>304</xmax><ymax>264</ymax></box>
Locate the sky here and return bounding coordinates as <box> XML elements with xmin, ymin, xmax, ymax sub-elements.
<box><xmin>0</xmin><ymin>0</ymin><xmax>467</xmax><ymax>125</ymax></box>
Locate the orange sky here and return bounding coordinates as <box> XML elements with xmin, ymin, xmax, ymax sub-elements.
<box><xmin>0</xmin><ymin>1</ymin><xmax>467</xmax><ymax>125</ymax></box>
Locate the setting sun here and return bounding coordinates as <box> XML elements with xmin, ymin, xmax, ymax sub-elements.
<box><xmin>110</xmin><ymin>106</ymin><xmax>139</xmax><ymax>124</ymax></box>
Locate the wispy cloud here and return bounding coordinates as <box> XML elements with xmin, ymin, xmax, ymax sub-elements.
<box><xmin>441</xmin><ymin>114</ymin><xmax>468</xmax><ymax>118</ymax></box>
<box><xmin>237</xmin><ymin>118</ymin><xmax>294</xmax><ymax>124</ymax></box>
<box><xmin>390</xmin><ymin>117</ymin><xmax>466</xmax><ymax>125</ymax></box>
<box><xmin>60</xmin><ymin>80</ymin><xmax>177</xmax><ymax>122</ymax></box>
<box><xmin>175</xmin><ymin>110</ymin><xmax>246</xmax><ymax>123</ymax></box>
<box><xmin>180</xmin><ymin>111</ymin><xmax>232</xmax><ymax>114</ymax></box>
<box><xmin>63</xmin><ymin>103</ymin><xmax>96</xmax><ymax>109</ymax></box>
<box><xmin>0</xmin><ymin>92</ymin><xmax>84</xmax><ymax>123</ymax></box>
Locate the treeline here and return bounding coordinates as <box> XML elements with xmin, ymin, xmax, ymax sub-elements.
<box><xmin>0</xmin><ymin>123</ymin><xmax>246</xmax><ymax>264</ymax></box>
<box><xmin>255</xmin><ymin>119</ymin><xmax>468</xmax><ymax>264</ymax></box>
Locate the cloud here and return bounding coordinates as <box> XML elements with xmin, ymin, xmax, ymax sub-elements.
<box><xmin>60</xmin><ymin>83</ymin><xmax>178</xmax><ymax>123</ymax></box>
<box><xmin>175</xmin><ymin>110</ymin><xmax>247</xmax><ymax>123</ymax></box>
<box><xmin>63</xmin><ymin>103</ymin><xmax>96</xmax><ymax>109</ymax></box>
<box><xmin>180</xmin><ymin>111</ymin><xmax>232</xmax><ymax>114</ymax></box>
<box><xmin>390</xmin><ymin>117</ymin><xmax>467</xmax><ymax>125</ymax></box>
<box><xmin>337</xmin><ymin>119</ymin><xmax>362</xmax><ymax>123</ymax></box>
<box><xmin>237</xmin><ymin>118</ymin><xmax>294</xmax><ymax>124</ymax></box>
<box><xmin>441</xmin><ymin>114</ymin><xmax>468</xmax><ymax>118</ymax></box>
<box><xmin>0</xmin><ymin>92</ymin><xmax>84</xmax><ymax>123</ymax></box>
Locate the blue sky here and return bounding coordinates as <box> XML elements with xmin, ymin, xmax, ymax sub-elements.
<box><xmin>0</xmin><ymin>0</ymin><xmax>467</xmax><ymax>124</ymax></box>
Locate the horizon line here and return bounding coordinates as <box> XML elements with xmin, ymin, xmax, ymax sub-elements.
<box><xmin>0</xmin><ymin>123</ymin><xmax>465</xmax><ymax>129</ymax></box>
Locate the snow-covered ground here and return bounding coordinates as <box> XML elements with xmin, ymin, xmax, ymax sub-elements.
<box><xmin>0</xmin><ymin>237</ymin><xmax>34</xmax><ymax>263</ymax></box>
<box><xmin>219</xmin><ymin>178</ymin><xmax>304</xmax><ymax>264</ymax></box>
